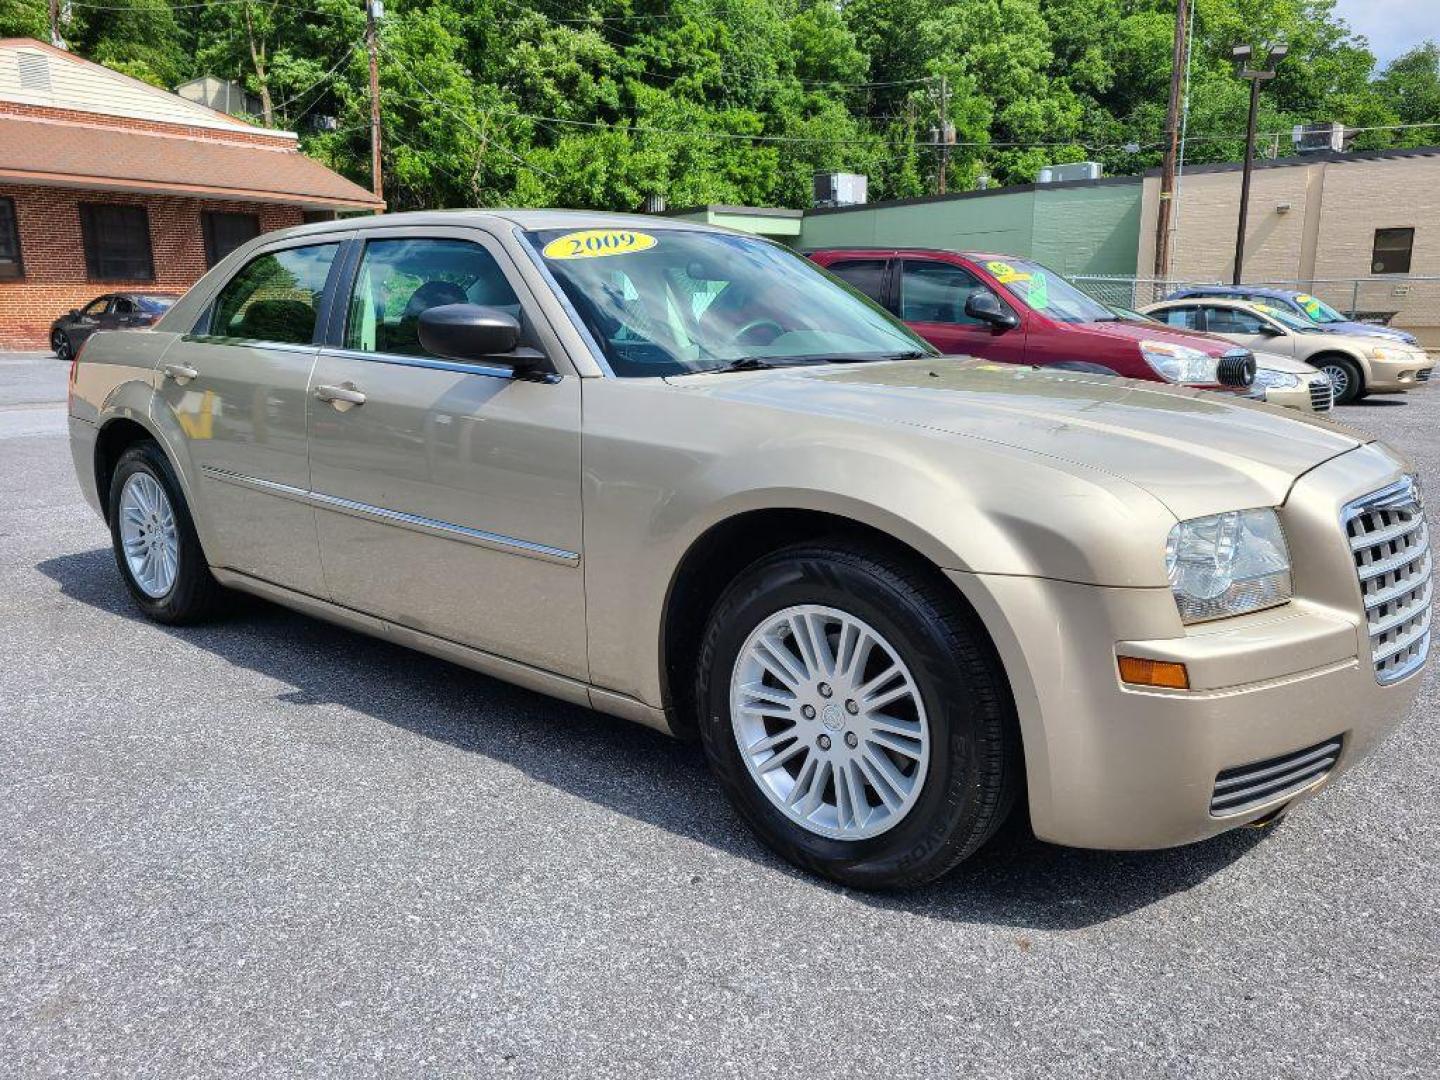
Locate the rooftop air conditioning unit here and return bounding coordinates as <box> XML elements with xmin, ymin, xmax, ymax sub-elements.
<box><xmin>1292</xmin><ymin>122</ymin><xmax>1347</xmax><ymax>153</ymax></box>
<box><xmin>1035</xmin><ymin>161</ymin><xmax>1102</xmax><ymax>184</ymax></box>
<box><xmin>813</xmin><ymin>172</ymin><xmax>868</xmax><ymax>208</ymax></box>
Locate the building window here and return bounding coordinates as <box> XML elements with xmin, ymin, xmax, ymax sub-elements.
<box><xmin>79</xmin><ymin>203</ymin><xmax>154</xmax><ymax>281</ymax></box>
<box><xmin>1371</xmin><ymin>228</ymin><xmax>1414</xmax><ymax>275</ymax></box>
<box><xmin>202</xmin><ymin>211</ymin><xmax>261</xmax><ymax>267</ymax></box>
<box><xmin>0</xmin><ymin>197</ymin><xmax>22</xmax><ymax>279</ymax></box>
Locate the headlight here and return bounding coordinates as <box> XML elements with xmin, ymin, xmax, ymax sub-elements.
<box><xmin>1251</xmin><ymin>368</ymin><xmax>1300</xmax><ymax>392</ymax></box>
<box><xmin>1139</xmin><ymin>340</ymin><xmax>1219</xmax><ymax>384</ymax></box>
<box><xmin>1165</xmin><ymin>508</ymin><xmax>1292</xmax><ymax>623</ymax></box>
<box><xmin>1371</xmin><ymin>345</ymin><xmax>1412</xmax><ymax>362</ymax></box>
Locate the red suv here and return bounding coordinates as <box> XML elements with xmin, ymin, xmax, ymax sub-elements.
<box><xmin>808</xmin><ymin>248</ymin><xmax>1255</xmax><ymax>389</ymax></box>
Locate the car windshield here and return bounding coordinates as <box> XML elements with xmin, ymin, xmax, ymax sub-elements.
<box><xmin>524</xmin><ymin>227</ymin><xmax>932</xmax><ymax>376</ymax></box>
<box><xmin>978</xmin><ymin>257</ymin><xmax>1114</xmax><ymax>324</ymax></box>
<box><xmin>1252</xmin><ymin>302</ymin><xmax>1320</xmax><ymax>332</ymax></box>
<box><xmin>1291</xmin><ymin>292</ymin><xmax>1346</xmax><ymax>324</ymax></box>
<box><xmin>134</xmin><ymin>295</ymin><xmax>177</xmax><ymax>314</ymax></box>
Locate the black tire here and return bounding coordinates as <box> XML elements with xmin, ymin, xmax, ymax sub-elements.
<box><xmin>694</xmin><ymin>540</ymin><xmax>1020</xmax><ymax>889</ymax></box>
<box><xmin>107</xmin><ymin>441</ymin><xmax>224</xmax><ymax>624</ymax></box>
<box><xmin>52</xmin><ymin>330</ymin><xmax>72</xmax><ymax>363</ymax></box>
<box><xmin>1316</xmin><ymin>355</ymin><xmax>1363</xmax><ymax>405</ymax></box>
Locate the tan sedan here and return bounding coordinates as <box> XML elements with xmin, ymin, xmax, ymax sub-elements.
<box><xmin>1143</xmin><ymin>296</ymin><xmax>1434</xmax><ymax>404</ymax></box>
<box><xmin>68</xmin><ymin>212</ymin><xmax>1431</xmax><ymax>887</ymax></box>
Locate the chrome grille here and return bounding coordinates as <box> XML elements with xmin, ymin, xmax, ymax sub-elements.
<box><xmin>1211</xmin><ymin>737</ymin><xmax>1342</xmax><ymax>816</ymax></box>
<box><xmin>1308</xmin><ymin>378</ymin><xmax>1333</xmax><ymax>411</ymax></box>
<box><xmin>1344</xmin><ymin>477</ymin><xmax>1432</xmax><ymax>683</ymax></box>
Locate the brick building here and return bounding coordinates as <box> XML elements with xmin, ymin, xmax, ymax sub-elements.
<box><xmin>0</xmin><ymin>39</ymin><xmax>382</xmax><ymax>349</ymax></box>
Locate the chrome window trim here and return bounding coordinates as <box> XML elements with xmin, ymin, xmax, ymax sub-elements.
<box><xmin>318</xmin><ymin>347</ymin><xmax>521</xmax><ymax>381</ymax></box>
<box><xmin>180</xmin><ymin>336</ymin><xmax>319</xmax><ymax>354</ymax></box>
<box><xmin>199</xmin><ymin>466</ymin><xmax>579</xmax><ymax>566</ymax></box>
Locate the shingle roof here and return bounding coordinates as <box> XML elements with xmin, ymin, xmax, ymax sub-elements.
<box><xmin>0</xmin><ymin>114</ymin><xmax>382</xmax><ymax>210</ymax></box>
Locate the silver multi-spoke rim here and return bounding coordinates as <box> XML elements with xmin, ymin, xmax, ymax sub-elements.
<box><xmin>730</xmin><ymin>604</ymin><xmax>931</xmax><ymax>840</ymax></box>
<box><xmin>1322</xmin><ymin>363</ymin><xmax>1350</xmax><ymax>400</ymax></box>
<box><xmin>118</xmin><ymin>472</ymin><xmax>179</xmax><ymax>598</ymax></box>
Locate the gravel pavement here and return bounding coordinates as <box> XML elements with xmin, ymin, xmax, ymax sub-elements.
<box><xmin>1</xmin><ymin>350</ymin><xmax>1436</xmax><ymax>1078</ymax></box>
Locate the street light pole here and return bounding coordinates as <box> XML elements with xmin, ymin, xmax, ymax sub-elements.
<box><xmin>1231</xmin><ymin>43</ymin><xmax>1286</xmax><ymax>285</ymax></box>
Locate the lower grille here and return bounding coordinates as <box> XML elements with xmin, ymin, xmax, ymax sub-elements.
<box><xmin>1211</xmin><ymin>737</ymin><xmax>1343</xmax><ymax>816</ymax></box>
<box><xmin>1309</xmin><ymin>378</ymin><xmax>1333</xmax><ymax>411</ymax></box>
<box><xmin>1344</xmin><ymin>477</ymin><xmax>1432</xmax><ymax>683</ymax></box>
<box><xmin>1419</xmin><ymin>367</ymin><xmax>1433</xmax><ymax>384</ymax></box>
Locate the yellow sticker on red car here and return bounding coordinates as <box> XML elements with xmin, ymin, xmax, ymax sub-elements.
<box><xmin>542</xmin><ymin>229</ymin><xmax>657</xmax><ymax>260</ymax></box>
<box><xmin>985</xmin><ymin>260</ymin><xmax>1030</xmax><ymax>285</ymax></box>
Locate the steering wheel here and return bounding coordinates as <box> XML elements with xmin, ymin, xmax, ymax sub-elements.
<box><xmin>733</xmin><ymin>319</ymin><xmax>785</xmax><ymax>347</ymax></box>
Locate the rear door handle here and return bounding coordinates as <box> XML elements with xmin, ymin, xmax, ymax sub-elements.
<box><xmin>162</xmin><ymin>363</ymin><xmax>199</xmax><ymax>383</ymax></box>
<box><xmin>315</xmin><ymin>383</ymin><xmax>366</xmax><ymax>407</ymax></box>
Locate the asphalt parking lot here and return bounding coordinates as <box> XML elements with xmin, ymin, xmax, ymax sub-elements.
<box><xmin>2</xmin><ymin>349</ymin><xmax>1436</xmax><ymax>1078</ymax></box>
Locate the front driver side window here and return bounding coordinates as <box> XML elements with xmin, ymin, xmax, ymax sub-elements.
<box><xmin>1160</xmin><ymin>306</ymin><xmax>1202</xmax><ymax>330</ymax></box>
<box><xmin>900</xmin><ymin>261</ymin><xmax>993</xmax><ymax>325</ymax></box>
<box><xmin>343</xmin><ymin>237</ymin><xmax>520</xmax><ymax>357</ymax></box>
<box><xmin>1205</xmin><ymin>307</ymin><xmax>1267</xmax><ymax>335</ymax></box>
<box><xmin>209</xmin><ymin>243</ymin><xmax>339</xmax><ymax>345</ymax></box>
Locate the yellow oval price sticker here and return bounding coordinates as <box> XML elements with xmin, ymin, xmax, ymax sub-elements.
<box><xmin>542</xmin><ymin>229</ymin><xmax>657</xmax><ymax>260</ymax></box>
<box><xmin>985</xmin><ymin>260</ymin><xmax>1030</xmax><ymax>285</ymax></box>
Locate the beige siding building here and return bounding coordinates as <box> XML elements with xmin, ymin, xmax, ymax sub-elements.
<box><xmin>1137</xmin><ymin>147</ymin><xmax>1440</xmax><ymax>345</ymax></box>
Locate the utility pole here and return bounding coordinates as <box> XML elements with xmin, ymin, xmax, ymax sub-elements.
<box><xmin>1231</xmin><ymin>43</ymin><xmax>1287</xmax><ymax>284</ymax></box>
<box><xmin>365</xmin><ymin>0</ymin><xmax>384</xmax><ymax>209</ymax></box>
<box><xmin>1153</xmin><ymin>0</ymin><xmax>1189</xmax><ymax>280</ymax></box>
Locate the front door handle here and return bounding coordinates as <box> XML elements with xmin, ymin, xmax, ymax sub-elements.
<box><xmin>315</xmin><ymin>382</ymin><xmax>366</xmax><ymax>408</ymax></box>
<box><xmin>162</xmin><ymin>363</ymin><xmax>199</xmax><ymax>383</ymax></box>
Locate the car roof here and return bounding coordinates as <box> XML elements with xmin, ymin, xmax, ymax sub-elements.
<box><xmin>280</xmin><ymin>208</ymin><xmax>732</xmax><ymax>239</ymax></box>
<box><xmin>808</xmin><ymin>246</ymin><xmax>1013</xmax><ymax>261</ymax></box>
<box><xmin>1175</xmin><ymin>284</ymin><xmax>1297</xmax><ymax>298</ymax></box>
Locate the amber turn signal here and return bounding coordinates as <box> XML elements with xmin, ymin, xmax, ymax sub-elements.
<box><xmin>1117</xmin><ymin>655</ymin><xmax>1190</xmax><ymax>690</ymax></box>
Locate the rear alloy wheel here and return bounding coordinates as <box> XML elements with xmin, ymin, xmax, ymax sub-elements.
<box><xmin>108</xmin><ymin>441</ymin><xmax>224</xmax><ymax>623</ymax></box>
<box><xmin>1317</xmin><ymin>356</ymin><xmax>1362</xmax><ymax>405</ymax></box>
<box><xmin>51</xmin><ymin>330</ymin><xmax>72</xmax><ymax>363</ymax></box>
<box><xmin>696</xmin><ymin>541</ymin><xmax>1020</xmax><ymax>888</ymax></box>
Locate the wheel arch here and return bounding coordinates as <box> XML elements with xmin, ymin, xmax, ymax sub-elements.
<box><xmin>1307</xmin><ymin>348</ymin><xmax>1367</xmax><ymax>389</ymax></box>
<box><xmin>657</xmin><ymin>506</ymin><xmax>1020</xmax><ymax>746</ymax></box>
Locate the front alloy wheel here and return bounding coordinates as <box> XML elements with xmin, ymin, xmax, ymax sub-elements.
<box><xmin>51</xmin><ymin>331</ymin><xmax>71</xmax><ymax>362</ymax></box>
<box><xmin>1319</xmin><ymin>358</ymin><xmax>1361</xmax><ymax>404</ymax></box>
<box><xmin>731</xmin><ymin>604</ymin><xmax>930</xmax><ymax>840</ymax></box>
<box><xmin>696</xmin><ymin>541</ymin><xmax>1020</xmax><ymax>888</ymax></box>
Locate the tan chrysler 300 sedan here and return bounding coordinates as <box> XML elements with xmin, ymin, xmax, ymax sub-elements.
<box><xmin>68</xmin><ymin>211</ymin><xmax>1432</xmax><ymax>887</ymax></box>
<box><xmin>1143</xmin><ymin>297</ymin><xmax>1434</xmax><ymax>405</ymax></box>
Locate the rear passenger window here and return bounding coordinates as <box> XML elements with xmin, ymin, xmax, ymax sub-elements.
<box><xmin>343</xmin><ymin>238</ymin><xmax>520</xmax><ymax>357</ymax></box>
<box><xmin>827</xmin><ymin>259</ymin><xmax>889</xmax><ymax>305</ymax></box>
<box><xmin>208</xmin><ymin>243</ymin><xmax>339</xmax><ymax>345</ymax></box>
<box><xmin>1160</xmin><ymin>306</ymin><xmax>1201</xmax><ymax>330</ymax></box>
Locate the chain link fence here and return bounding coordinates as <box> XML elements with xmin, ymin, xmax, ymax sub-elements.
<box><xmin>1072</xmin><ymin>275</ymin><xmax>1440</xmax><ymax>348</ymax></box>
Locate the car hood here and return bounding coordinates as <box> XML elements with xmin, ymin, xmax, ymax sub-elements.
<box><xmin>1253</xmin><ymin>350</ymin><xmax>1325</xmax><ymax>375</ymax></box>
<box><xmin>1328</xmin><ymin>320</ymin><xmax>1415</xmax><ymax>342</ymax></box>
<box><xmin>669</xmin><ymin>357</ymin><xmax>1370</xmax><ymax>521</ymax></box>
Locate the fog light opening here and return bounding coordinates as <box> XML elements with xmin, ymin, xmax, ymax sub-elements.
<box><xmin>1117</xmin><ymin>655</ymin><xmax>1190</xmax><ymax>690</ymax></box>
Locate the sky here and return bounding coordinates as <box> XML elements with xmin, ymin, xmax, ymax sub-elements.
<box><xmin>1331</xmin><ymin>0</ymin><xmax>1440</xmax><ymax>67</ymax></box>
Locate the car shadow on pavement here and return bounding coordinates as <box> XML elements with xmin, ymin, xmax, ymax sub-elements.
<box><xmin>38</xmin><ymin>547</ymin><xmax>1267</xmax><ymax>931</ymax></box>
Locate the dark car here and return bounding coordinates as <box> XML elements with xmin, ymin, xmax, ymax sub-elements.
<box><xmin>808</xmin><ymin>248</ymin><xmax>1255</xmax><ymax>390</ymax></box>
<box><xmin>50</xmin><ymin>293</ymin><xmax>178</xmax><ymax>361</ymax></box>
<box><xmin>1164</xmin><ymin>285</ymin><xmax>1420</xmax><ymax>346</ymax></box>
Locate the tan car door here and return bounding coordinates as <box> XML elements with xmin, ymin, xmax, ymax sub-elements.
<box><xmin>155</xmin><ymin>237</ymin><xmax>345</xmax><ymax>595</ymax></box>
<box><xmin>306</xmin><ymin>228</ymin><xmax>586</xmax><ymax>679</ymax></box>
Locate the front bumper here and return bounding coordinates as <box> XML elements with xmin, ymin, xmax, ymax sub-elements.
<box><xmin>1262</xmin><ymin>373</ymin><xmax>1331</xmax><ymax>412</ymax></box>
<box><xmin>1365</xmin><ymin>352</ymin><xmax>1435</xmax><ymax>393</ymax></box>
<box><xmin>949</xmin><ymin>442</ymin><xmax>1428</xmax><ymax>850</ymax></box>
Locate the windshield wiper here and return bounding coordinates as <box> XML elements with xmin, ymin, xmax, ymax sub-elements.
<box><xmin>696</xmin><ymin>356</ymin><xmax>778</xmax><ymax>374</ymax></box>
